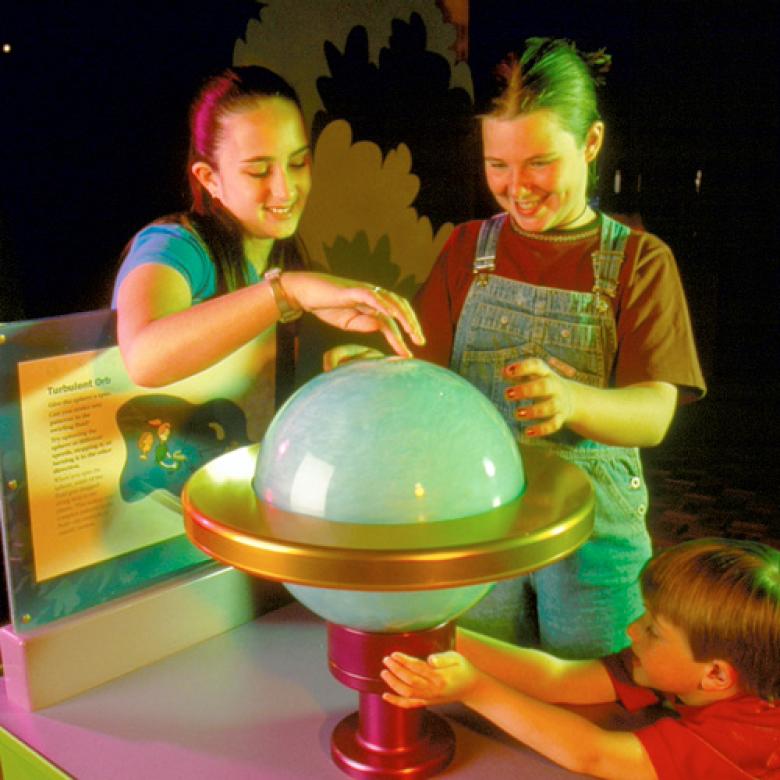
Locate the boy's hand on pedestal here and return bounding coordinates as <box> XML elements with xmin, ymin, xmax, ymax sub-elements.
<box><xmin>381</xmin><ymin>651</ymin><xmax>479</xmax><ymax>708</ymax></box>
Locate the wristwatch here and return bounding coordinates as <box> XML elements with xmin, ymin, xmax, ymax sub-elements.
<box><xmin>264</xmin><ymin>267</ymin><xmax>302</xmax><ymax>323</ymax></box>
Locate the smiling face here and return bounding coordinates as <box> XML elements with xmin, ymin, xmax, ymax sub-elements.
<box><xmin>626</xmin><ymin>610</ymin><xmax>711</xmax><ymax>700</ymax></box>
<box><xmin>482</xmin><ymin>109</ymin><xmax>602</xmax><ymax>233</ymax></box>
<box><xmin>193</xmin><ymin>97</ymin><xmax>311</xmax><ymax>250</ymax></box>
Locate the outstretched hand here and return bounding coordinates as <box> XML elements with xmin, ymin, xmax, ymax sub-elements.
<box><xmin>503</xmin><ymin>357</ymin><xmax>577</xmax><ymax>437</ymax></box>
<box><xmin>283</xmin><ymin>272</ymin><xmax>425</xmax><ymax>358</ymax></box>
<box><xmin>380</xmin><ymin>651</ymin><xmax>479</xmax><ymax>709</ymax></box>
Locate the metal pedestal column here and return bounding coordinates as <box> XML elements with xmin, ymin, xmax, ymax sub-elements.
<box><xmin>329</xmin><ymin>622</ymin><xmax>455</xmax><ymax>780</ymax></box>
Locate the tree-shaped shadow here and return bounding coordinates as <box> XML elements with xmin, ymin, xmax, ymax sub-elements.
<box><xmin>313</xmin><ymin>13</ymin><xmax>478</xmax><ymax>230</ymax></box>
<box><xmin>321</xmin><ymin>231</ymin><xmax>419</xmax><ymax>301</ymax></box>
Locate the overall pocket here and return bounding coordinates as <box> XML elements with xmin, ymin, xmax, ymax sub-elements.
<box><xmin>573</xmin><ymin>450</ymin><xmax>652</xmax><ymax>585</ymax></box>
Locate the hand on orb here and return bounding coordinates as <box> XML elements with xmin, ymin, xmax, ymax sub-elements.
<box><xmin>283</xmin><ymin>273</ymin><xmax>425</xmax><ymax>359</ymax></box>
<box><xmin>323</xmin><ymin>343</ymin><xmax>387</xmax><ymax>372</ymax></box>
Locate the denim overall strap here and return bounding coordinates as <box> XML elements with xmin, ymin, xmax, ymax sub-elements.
<box><xmin>590</xmin><ymin>213</ymin><xmax>630</xmax><ymax>363</ymax></box>
<box><xmin>473</xmin><ymin>212</ymin><xmax>507</xmax><ymax>281</ymax></box>
<box><xmin>591</xmin><ymin>213</ymin><xmax>630</xmax><ymax>307</ymax></box>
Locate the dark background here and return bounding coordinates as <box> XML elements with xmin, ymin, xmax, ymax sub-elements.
<box><xmin>1</xmin><ymin>0</ymin><xmax>262</xmax><ymax>318</ymax></box>
<box><xmin>1</xmin><ymin>1</ymin><xmax>778</xmax><ymax>510</ymax></box>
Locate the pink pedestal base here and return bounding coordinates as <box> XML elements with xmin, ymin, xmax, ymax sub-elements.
<box><xmin>328</xmin><ymin>622</ymin><xmax>456</xmax><ymax>780</ymax></box>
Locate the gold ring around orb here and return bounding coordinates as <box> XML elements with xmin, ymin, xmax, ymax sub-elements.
<box><xmin>182</xmin><ymin>444</ymin><xmax>595</xmax><ymax>591</ymax></box>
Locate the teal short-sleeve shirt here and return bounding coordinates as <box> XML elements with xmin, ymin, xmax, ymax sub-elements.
<box><xmin>111</xmin><ymin>223</ymin><xmax>259</xmax><ymax>306</ymax></box>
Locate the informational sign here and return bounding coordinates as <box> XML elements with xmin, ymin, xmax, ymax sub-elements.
<box><xmin>0</xmin><ymin>311</ymin><xmax>278</xmax><ymax>630</ymax></box>
<box><xmin>19</xmin><ymin>336</ymin><xmax>278</xmax><ymax>582</ymax></box>
<box><xmin>19</xmin><ymin>349</ymin><xmax>178</xmax><ymax>581</ymax></box>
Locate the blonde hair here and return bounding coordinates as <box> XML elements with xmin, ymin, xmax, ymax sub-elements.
<box><xmin>641</xmin><ymin>538</ymin><xmax>780</xmax><ymax>700</ymax></box>
<box><xmin>482</xmin><ymin>38</ymin><xmax>611</xmax><ymax>196</ymax></box>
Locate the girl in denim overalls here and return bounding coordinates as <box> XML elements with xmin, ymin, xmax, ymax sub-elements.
<box><xmin>415</xmin><ymin>39</ymin><xmax>705</xmax><ymax>658</ymax></box>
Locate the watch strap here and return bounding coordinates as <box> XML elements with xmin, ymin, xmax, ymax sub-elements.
<box><xmin>264</xmin><ymin>268</ymin><xmax>303</xmax><ymax>323</ymax></box>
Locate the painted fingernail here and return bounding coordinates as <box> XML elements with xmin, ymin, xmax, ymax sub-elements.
<box><xmin>516</xmin><ymin>408</ymin><xmax>528</xmax><ymax>418</ymax></box>
<box><xmin>505</xmin><ymin>389</ymin><xmax>515</xmax><ymax>400</ymax></box>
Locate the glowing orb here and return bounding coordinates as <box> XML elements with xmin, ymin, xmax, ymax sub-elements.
<box><xmin>254</xmin><ymin>358</ymin><xmax>525</xmax><ymax>631</ymax></box>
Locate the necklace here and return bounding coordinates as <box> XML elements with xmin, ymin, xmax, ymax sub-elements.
<box><xmin>558</xmin><ymin>202</ymin><xmax>591</xmax><ymax>230</ymax></box>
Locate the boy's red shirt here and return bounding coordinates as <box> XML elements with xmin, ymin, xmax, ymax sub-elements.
<box><xmin>604</xmin><ymin>650</ymin><xmax>780</xmax><ymax>779</ymax></box>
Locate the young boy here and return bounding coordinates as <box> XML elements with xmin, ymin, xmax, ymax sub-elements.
<box><xmin>381</xmin><ymin>538</ymin><xmax>780</xmax><ymax>779</ymax></box>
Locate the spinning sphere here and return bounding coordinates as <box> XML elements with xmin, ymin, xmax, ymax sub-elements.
<box><xmin>254</xmin><ymin>358</ymin><xmax>525</xmax><ymax>632</ymax></box>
